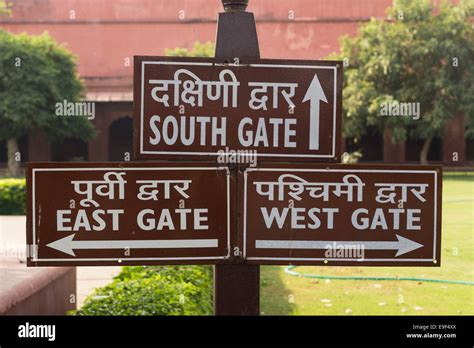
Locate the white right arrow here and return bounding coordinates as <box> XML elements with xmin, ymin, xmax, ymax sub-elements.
<box><xmin>302</xmin><ymin>73</ymin><xmax>328</xmax><ymax>150</ymax></box>
<box><xmin>256</xmin><ymin>235</ymin><xmax>423</xmax><ymax>257</ymax></box>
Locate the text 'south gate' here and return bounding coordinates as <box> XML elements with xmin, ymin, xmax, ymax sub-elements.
<box><xmin>134</xmin><ymin>57</ymin><xmax>342</xmax><ymax>162</ymax></box>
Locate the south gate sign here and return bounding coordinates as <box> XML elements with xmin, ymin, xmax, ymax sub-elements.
<box><xmin>134</xmin><ymin>56</ymin><xmax>342</xmax><ymax>162</ymax></box>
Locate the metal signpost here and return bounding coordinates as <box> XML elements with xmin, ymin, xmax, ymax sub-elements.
<box><xmin>213</xmin><ymin>1</ymin><xmax>261</xmax><ymax>315</ymax></box>
<box><xmin>26</xmin><ymin>0</ymin><xmax>443</xmax><ymax>317</ymax></box>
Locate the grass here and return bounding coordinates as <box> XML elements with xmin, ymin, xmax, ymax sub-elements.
<box><xmin>260</xmin><ymin>172</ymin><xmax>474</xmax><ymax>315</ymax></box>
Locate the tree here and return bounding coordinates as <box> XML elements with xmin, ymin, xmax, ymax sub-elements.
<box><xmin>0</xmin><ymin>0</ymin><xmax>11</xmax><ymax>15</ymax></box>
<box><xmin>332</xmin><ymin>0</ymin><xmax>474</xmax><ymax>164</ymax></box>
<box><xmin>0</xmin><ymin>31</ymin><xmax>95</xmax><ymax>177</ymax></box>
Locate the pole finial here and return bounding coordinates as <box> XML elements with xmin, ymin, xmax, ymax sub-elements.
<box><xmin>221</xmin><ymin>0</ymin><xmax>249</xmax><ymax>12</ymax></box>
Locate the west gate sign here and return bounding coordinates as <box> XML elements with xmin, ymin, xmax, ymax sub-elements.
<box><xmin>27</xmin><ymin>163</ymin><xmax>232</xmax><ymax>266</ymax></box>
<box><xmin>241</xmin><ymin>164</ymin><xmax>442</xmax><ymax>266</ymax></box>
<box><xmin>134</xmin><ymin>56</ymin><xmax>342</xmax><ymax>162</ymax></box>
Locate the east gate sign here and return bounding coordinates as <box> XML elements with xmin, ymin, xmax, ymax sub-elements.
<box><xmin>134</xmin><ymin>56</ymin><xmax>342</xmax><ymax>162</ymax></box>
<box><xmin>240</xmin><ymin>164</ymin><xmax>442</xmax><ymax>266</ymax></box>
<box><xmin>27</xmin><ymin>163</ymin><xmax>232</xmax><ymax>266</ymax></box>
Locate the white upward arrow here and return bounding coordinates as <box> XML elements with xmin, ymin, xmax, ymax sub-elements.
<box><xmin>302</xmin><ymin>74</ymin><xmax>328</xmax><ymax>150</ymax></box>
<box><xmin>256</xmin><ymin>235</ymin><xmax>423</xmax><ymax>257</ymax></box>
<box><xmin>46</xmin><ymin>234</ymin><xmax>218</xmax><ymax>256</ymax></box>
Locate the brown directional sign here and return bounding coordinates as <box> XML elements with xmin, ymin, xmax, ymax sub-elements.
<box><xmin>240</xmin><ymin>163</ymin><xmax>442</xmax><ymax>266</ymax></box>
<box><xmin>26</xmin><ymin>162</ymin><xmax>233</xmax><ymax>266</ymax></box>
<box><xmin>134</xmin><ymin>56</ymin><xmax>342</xmax><ymax>162</ymax></box>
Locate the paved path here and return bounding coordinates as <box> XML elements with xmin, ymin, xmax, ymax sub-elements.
<box><xmin>0</xmin><ymin>215</ymin><xmax>26</xmax><ymax>259</ymax></box>
<box><xmin>76</xmin><ymin>266</ymin><xmax>121</xmax><ymax>307</ymax></box>
<box><xmin>0</xmin><ymin>215</ymin><xmax>121</xmax><ymax>309</ymax></box>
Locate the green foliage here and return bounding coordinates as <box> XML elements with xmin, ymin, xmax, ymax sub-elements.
<box><xmin>342</xmin><ymin>150</ymin><xmax>363</xmax><ymax>164</ymax></box>
<box><xmin>331</xmin><ymin>0</ymin><xmax>474</xmax><ymax>145</ymax></box>
<box><xmin>0</xmin><ymin>30</ymin><xmax>95</xmax><ymax>141</ymax></box>
<box><xmin>0</xmin><ymin>1</ymin><xmax>11</xmax><ymax>15</ymax></box>
<box><xmin>0</xmin><ymin>178</ymin><xmax>26</xmax><ymax>215</ymax></box>
<box><xmin>73</xmin><ymin>265</ymin><xmax>213</xmax><ymax>316</ymax></box>
<box><xmin>165</xmin><ymin>41</ymin><xmax>215</xmax><ymax>58</ymax></box>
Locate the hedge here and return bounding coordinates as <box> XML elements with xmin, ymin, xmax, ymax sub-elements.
<box><xmin>73</xmin><ymin>265</ymin><xmax>213</xmax><ymax>316</ymax></box>
<box><xmin>0</xmin><ymin>178</ymin><xmax>26</xmax><ymax>215</ymax></box>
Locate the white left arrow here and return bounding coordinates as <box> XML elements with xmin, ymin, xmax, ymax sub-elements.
<box><xmin>302</xmin><ymin>73</ymin><xmax>328</xmax><ymax>150</ymax></box>
<box><xmin>46</xmin><ymin>234</ymin><xmax>218</xmax><ymax>256</ymax></box>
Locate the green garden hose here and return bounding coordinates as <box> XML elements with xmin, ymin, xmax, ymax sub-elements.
<box><xmin>284</xmin><ymin>266</ymin><xmax>474</xmax><ymax>285</ymax></box>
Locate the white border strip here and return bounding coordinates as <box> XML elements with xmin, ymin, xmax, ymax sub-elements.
<box><xmin>31</xmin><ymin>167</ymin><xmax>231</xmax><ymax>263</ymax></box>
<box><xmin>243</xmin><ymin>168</ymin><xmax>438</xmax><ymax>263</ymax></box>
<box><xmin>246</xmin><ymin>257</ymin><xmax>435</xmax><ymax>262</ymax></box>
<box><xmin>139</xmin><ymin>61</ymin><xmax>338</xmax><ymax>159</ymax></box>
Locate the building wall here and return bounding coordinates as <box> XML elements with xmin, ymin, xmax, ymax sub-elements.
<box><xmin>0</xmin><ymin>0</ymin><xmax>469</xmax><ymax>165</ymax></box>
<box><xmin>0</xmin><ymin>266</ymin><xmax>76</xmax><ymax>315</ymax></box>
<box><xmin>2</xmin><ymin>0</ymin><xmax>391</xmax><ymax>79</ymax></box>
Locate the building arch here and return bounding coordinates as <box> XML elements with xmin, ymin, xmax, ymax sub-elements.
<box><xmin>108</xmin><ymin>116</ymin><xmax>133</xmax><ymax>161</ymax></box>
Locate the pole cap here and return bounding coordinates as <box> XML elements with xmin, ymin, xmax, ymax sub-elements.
<box><xmin>221</xmin><ymin>0</ymin><xmax>249</xmax><ymax>12</ymax></box>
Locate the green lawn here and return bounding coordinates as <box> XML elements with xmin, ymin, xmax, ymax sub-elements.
<box><xmin>260</xmin><ymin>172</ymin><xmax>474</xmax><ymax>315</ymax></box>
